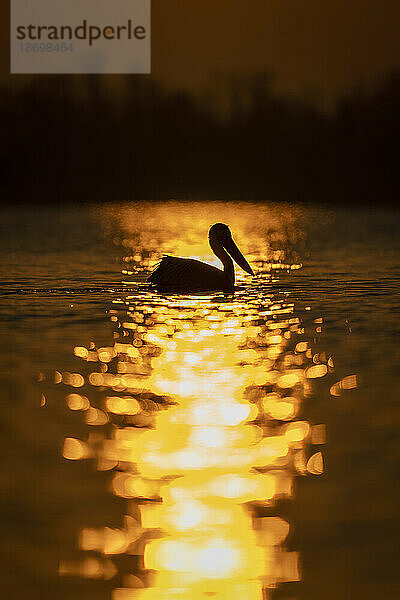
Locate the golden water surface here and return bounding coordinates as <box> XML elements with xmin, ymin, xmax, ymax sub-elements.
<box><xmin>54</xmin><ymin>202</ymin><xmax>335</xmax><ymax>599</ymax></box>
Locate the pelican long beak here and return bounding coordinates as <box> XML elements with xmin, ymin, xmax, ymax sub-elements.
<box><xmin>223</xmin><ymin>236</ymin><xmax>254</xmax><ymax>275</ymax></box>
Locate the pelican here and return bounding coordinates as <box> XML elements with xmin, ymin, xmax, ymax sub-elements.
<box><xmin>147</xmin><ymin>223</ymin><xmax>254</xmax><ymax>293</ymax></box>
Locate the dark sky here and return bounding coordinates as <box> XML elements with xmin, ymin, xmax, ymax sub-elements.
<box><xmin>152</xmin><ymin>0</ymin><xmax>400</xmax><ymax>107</ymax></box>
<box><xmin>2</xmin><ymin>0</ymin><xmax>400</xmax><ymax>107</ymax></box>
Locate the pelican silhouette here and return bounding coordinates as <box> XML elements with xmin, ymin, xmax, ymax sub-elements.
<box><xmin>147</xmin><ymin>223</ymin><xmax>254</xmax><ymax>293</ymax></box>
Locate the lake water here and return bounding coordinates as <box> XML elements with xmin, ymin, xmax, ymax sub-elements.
<box><xmin>1</xmin><ymin>201</ymin><xmax>399</xmax><ymax>600</ymax></box>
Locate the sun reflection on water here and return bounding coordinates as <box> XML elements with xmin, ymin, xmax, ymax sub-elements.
<box><xmin>55</xmin><ymin>202</ymin><xmax>330</xmax><ymax>599</ymax></box>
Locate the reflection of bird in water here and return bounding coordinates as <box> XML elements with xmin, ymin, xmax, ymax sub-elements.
<box><xmin>147</xmin><ymin>223</ymin><xmax>254</xmax><ymax>293</ymax></box>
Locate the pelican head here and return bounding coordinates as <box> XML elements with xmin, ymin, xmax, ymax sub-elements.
<box><xmin>209</xmin><ymin>223</ymin><xmax>254</xmax><ymax>276</ymax></box>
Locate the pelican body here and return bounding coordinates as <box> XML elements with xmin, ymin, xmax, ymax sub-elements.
<box><xmin>147</xmin><ymin>223</ymin><xmax>254</xmax><ymax>293</ymax></box>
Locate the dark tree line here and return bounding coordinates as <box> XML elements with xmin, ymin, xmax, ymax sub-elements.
<box><xmin>1</xmin><ymin>72</ymin><xmax>400</xmax><ymax>204</ymax></box>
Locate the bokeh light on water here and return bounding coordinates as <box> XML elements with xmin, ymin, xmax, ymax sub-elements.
<box><xmin>3</xmin><ymin>200</ymin><xmax>400</xmax><ymax>599</ymax></box>
<box><xmin>54</xmin><ymin>202</ymin><xmax>330</xmax><ymax>599</ymax></box>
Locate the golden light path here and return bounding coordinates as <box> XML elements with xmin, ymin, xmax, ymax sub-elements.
<box><xmin>57</xmin><ymin>202</ymin><xmax>330</xmax><ymax>599</ymax></box>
